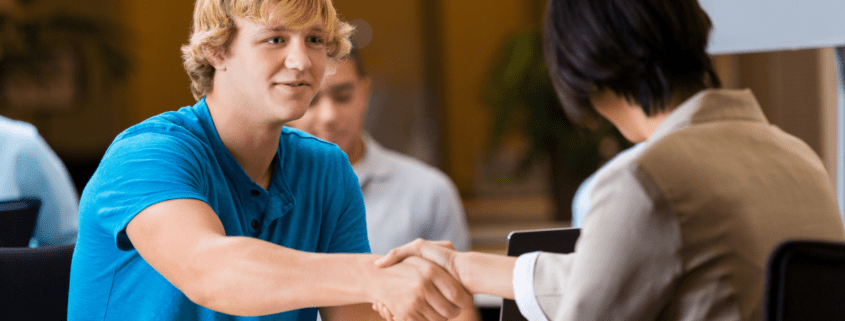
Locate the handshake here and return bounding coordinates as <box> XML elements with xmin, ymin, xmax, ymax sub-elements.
<box><xmin>365</xmin><ymin>239</ymin><xmax>515</xmax><ymax>321</ymax></box>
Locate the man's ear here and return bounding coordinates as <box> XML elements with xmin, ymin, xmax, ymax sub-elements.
<box><xmin>204</xmin><ymin>47</ymin><xmax>227</xmax><ymax>71</ymax></box>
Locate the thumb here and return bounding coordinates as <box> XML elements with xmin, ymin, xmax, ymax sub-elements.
<box><xmin>374</xmin><ymin>247</ymin><xmax>408</xmax><ymax>267</ymax></box>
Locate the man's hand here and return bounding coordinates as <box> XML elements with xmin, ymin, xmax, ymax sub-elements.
<box><xmin>370</xmin><ymin>255</ymin><xmax>472</xmax><ymax>321</ymax></box>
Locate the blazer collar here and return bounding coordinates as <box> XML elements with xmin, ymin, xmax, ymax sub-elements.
<box><xmin>649</xmin><ymin>88</ymin><xmax>768</xmax><ymax>143</ymax></box>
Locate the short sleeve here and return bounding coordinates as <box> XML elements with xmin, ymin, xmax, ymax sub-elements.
<box><xmin>83</xmin><ymin>130</ymin><xmax>209</xmax><ymax>250</ymax></box>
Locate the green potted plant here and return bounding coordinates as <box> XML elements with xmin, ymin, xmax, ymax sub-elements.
<box><xmin>483</xmin><ymin>26</ymin><xmax>627</xmax><ymax>222</ymax></box>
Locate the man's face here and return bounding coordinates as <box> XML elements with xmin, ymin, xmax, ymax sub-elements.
<box><xmin>212</xmin><ymin>15</ymin><xmax>328</xmax><ymax>124</ymax></box>
<box><xmin>287</xmin><ymin>58</ymin><xmax>371</xmax><ymax>156</ymax></box>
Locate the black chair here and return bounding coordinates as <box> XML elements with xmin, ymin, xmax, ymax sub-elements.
<box><xmin>0</xmin><ymin>244</ymin><xmax>75</xmax><ymax>320</ymax></box>
<box><xmin>0</xmin><ymin>197</ymin><xmax>41</xmax><ymax>247</ymax></box>
<box><xmin>765</xmin><ymin>240</ymin><xmax>845</xmax><ymax>321</ymax></box>
<box><xmin>500</xmin><ymin>227</ymin><xmax>580</xmax><ymax>321</ymax></box>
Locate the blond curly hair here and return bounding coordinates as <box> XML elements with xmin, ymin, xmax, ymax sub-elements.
<box><xmin>181</xmin><ymin>0</ymin><xmax>353</xmax><ymax>100</ymax></box>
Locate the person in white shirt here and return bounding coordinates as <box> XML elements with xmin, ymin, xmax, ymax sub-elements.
<box><xmin>0</xmin><ymin>115</ymin><xmax>78</xmax><ymax>247</ymax></box>
<box><xmin>287</xmin><ymin>46</ymin><xmax>475</xmax><ymax>321</ymax></box>
<box><xmin>288</xmin><ymin>47</ymin><xmax>470</xmax><ymax>256</ymax></box>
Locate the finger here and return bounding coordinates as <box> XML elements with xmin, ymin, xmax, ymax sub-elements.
<box><xmin>414</xmin><ymin>298</ymin><xmax>448</xmax><ymax>321</ymax></box>
<box><xmin>404</xmin><ymin>257</ymin><xmax>462</xmax><ymax>318</ymax></box>
<box><xmin>379</xmin><ymin>306</ymin><xmax>395</xmax><ymax>320</ymax></box>
<box><xmin>376</xmin><ymin>303</ymin><xmax>393</xmax><ymax>321</ymax></box>
<box><xmin>419</xmin><ymin>245</ymin><xmax>453</xmax><ymax>270</ymax></box>
<box><xmin>375</xmin><ymin>239</ymin><xmax>425</xmax><ymax>267</ymax></box>
<box><xmin>374</xmin><ymin>248</ymin><xmax>404</xmax><ymax>267</ymax></box>
<box><xmin>430</xmin><ymin>240</ymin><xmax>456</xmax><ymax>251</ymax></box>
<box><xmin>430</xmin><ymin>269</ymin><xmax>474</xmax><ymax>310</ymax></box>
<box><xmin>379</xmin><ymin>303</ymin><xmax>392</xmax><ymax>321</ymax></box>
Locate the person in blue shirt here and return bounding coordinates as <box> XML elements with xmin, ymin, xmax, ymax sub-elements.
<box><xmin>67</xmin><ymin>0</ymin><xmax>471</xmax><ymax>320</ymax></box>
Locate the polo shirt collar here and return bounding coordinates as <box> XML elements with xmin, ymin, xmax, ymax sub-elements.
<box><xmin>194</xmin><ymin>98</ymin><xmax>291</xmax><ymax>222</ymax></box>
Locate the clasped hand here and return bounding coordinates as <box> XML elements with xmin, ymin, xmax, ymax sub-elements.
<box><xmin>372</xmin><ymin>240</ymin><xmax>468</xmax><ymax>321</ymax></box>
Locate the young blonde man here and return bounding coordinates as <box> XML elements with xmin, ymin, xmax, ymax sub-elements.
<box><xmin>68</xmin><ymin>1</ymin><xmax>471</xmax><ymax>320</ymax></box>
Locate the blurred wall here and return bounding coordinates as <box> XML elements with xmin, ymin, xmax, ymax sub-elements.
<box><xmin>122</xmin><ymin>0</ymin><xmax>196</xmax><ymax>125</ymax></box>
<box><xmin>331</xmin><ymin>0</ymin><xmax>437</xmax><ymax>165</ymax></box>
<box><xmin>713</xmin><ymin>49</ymin><xmax>838</xmax><ymax>185</ymax></box>
<box><xmin>2</xmin><ymin>0</ymin><xmax>836</xmax><ymax>198</ymax></box>
<box><xmin>438</xmin><ymin>0</ymin><xmax>546</xmax><ymax>195</ymax></box>
<box><xmin>0</xmin><ymin>0</ymin><xmax>129</xmax><ymax>159</ymax></box>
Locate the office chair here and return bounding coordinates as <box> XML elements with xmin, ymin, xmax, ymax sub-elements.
<box><xmin>764</xmin><ymin>239</ymin><xmax>845</xmax><ymax>321</ymax></box>
<box><xmin>0</xmin><ymin>244</ymin><xmax>75</xmax><ymax>320</ymax></box>
<box><xmin>500</xmin><ymin>227</ymin><xmax>580</xmax><ymax>321</ymax></box>
<box><xmin>0</xmin><ymin>197</ymin><xmax>41</xmax><ymax>247</ymax></box>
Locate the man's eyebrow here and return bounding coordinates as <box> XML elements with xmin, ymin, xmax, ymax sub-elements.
<box><xmin>261</xmin><ymin>26</ymin><xmax>325</xmax><ymax>33</ymax></box>
<box><xmin>261</xmin><ymin>26</ymin><xmax>287</xmax><ymax>32</ymax></box>
<box><xmin>330</xmin><ymin>83</ymin><xmax>354</xmax><ymax>93</ymax></box>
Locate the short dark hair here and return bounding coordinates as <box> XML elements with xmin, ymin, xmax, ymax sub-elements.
<box><xmin>543</xmin><ymin>0</ymin><xmax>721</xmax><ymax>125</ymax></box>
<box><xmin>345</xmin><ymin>45</ymin><xmax>367</xmax><ymax>79</ymax></box>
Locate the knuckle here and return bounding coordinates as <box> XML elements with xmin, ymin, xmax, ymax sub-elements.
<box><xmin>444</xmin><ymin>286</ymin><xmax>459</xmax><ymax>300</ymax></box>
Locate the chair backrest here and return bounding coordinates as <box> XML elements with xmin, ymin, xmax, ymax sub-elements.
<box><xmin>0</xmin><ymin>244</ymin><xmax>74</xmax><ymax>320</ymax></box>
<box><xmin>500</xmin><ymin>227</ymin><xmax>580</xmax><ymax>321</ymax></box>
<box><xmin>0</xmin><ymin>197</ymin><xmax>41</xmax><ymax>247</ymax></box>
<box><xmin>765</xmin><ymin>240</ymin><xmax>845</xmax><ymax>321</ymax></box>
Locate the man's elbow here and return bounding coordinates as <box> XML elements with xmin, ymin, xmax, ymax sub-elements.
<box><xmin>177</xmin><ymin>268</ymin><xmax>243</xmax><ymax>315</ymax></box>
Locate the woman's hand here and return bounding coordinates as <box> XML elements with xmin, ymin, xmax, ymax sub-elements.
<box><xmin>375</xmin><ymin>239</ymin><xmax>462</xmax><ymax>285</ymax></box>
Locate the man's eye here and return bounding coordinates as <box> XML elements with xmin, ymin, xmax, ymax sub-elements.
<box><xmin>332</xmin><ymin>93</ymin><xmax>351</xmax><ymax>103</ymax></box>
<box><xmin>268</xmin><ymin>37</ymin><xmax>283</xmax><ymax>44</ymax></box>
<box><xmin>308</xmin><ymin>36</ymin><xmax>325</xmax><ymax>44</ymax></box>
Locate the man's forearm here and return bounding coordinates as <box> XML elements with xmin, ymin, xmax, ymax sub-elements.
<box><xmin>185</xmin><ymin>236</ymin><xmax>382</xmax><ymax>316</ymax></box>
<box><xmin>128</xmin><ymin>199</ymin><xmax>384</xmax><ymax>316</ymax></box>
<box><xmin>129</xmin><ymin>199</ymin><xmax>469</xmax><ymax>319</ymax></box>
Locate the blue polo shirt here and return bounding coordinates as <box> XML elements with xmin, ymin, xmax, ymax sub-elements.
<box><xmin>68</xmin><ymin>98</ymin><xmax>370</xmax><ymax>320</ymax></box>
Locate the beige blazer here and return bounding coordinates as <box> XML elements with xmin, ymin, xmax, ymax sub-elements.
<box><xmin>527</xmin><ymin>89</ymin><xmax>844</xmax><ymax>320</ymax></box>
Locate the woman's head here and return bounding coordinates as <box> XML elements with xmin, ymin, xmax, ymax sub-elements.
<box><xmin>543</xmin><ymin>0</ymin><xmax>721</xmax><ymax>125</ymax></box>
<box><xmin>181</xmin><ymin>0</ymin><xmax>353</xmax><ymax>100</ymax></box>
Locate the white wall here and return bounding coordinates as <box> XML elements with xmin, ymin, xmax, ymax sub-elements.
<box><xmin>701</xmin><ymin>0</ymin><xmax>845</xmax><ymax>54</ymax></box>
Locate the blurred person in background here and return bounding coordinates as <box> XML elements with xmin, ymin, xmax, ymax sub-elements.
<box><xmin>288</xmin><ymin>46</ymin><xmax>471</xmax><ymax>256</ymax></box>
<box><xmin>288</xmin><ymin>46</ymin><xmax>477</xmax><ymax>321</ymax></box>
<box><xmin>0</xmin><ymin>115</ymin><xmax>78</xmax><ymax>247</ymax></box>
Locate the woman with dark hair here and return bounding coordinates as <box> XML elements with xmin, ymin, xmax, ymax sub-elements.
<box><xmin>376</xmin><ymin>0</ymin><xmax>844</xmax><ymax>320</ymax></box>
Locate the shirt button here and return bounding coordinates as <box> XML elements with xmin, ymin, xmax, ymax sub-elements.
<box><xmin>250</xmin><ymin>190</ymin><xmax>260</xmax><ymax>196</ymax></box>
<box><xmin>251</xmin><ymin>220</ymin><xmax>260</xmax><ymax>229</ymax></box>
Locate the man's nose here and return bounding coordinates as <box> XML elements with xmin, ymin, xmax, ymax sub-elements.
<box><xmin>311</xmin><ymin>98</ymin><xmax>340</xmax><ymax>127</ymax></box>
<box><xmin>285</xmin><ymin>39</ymin><xmax>312</xmax><ymax>71</ymax></box>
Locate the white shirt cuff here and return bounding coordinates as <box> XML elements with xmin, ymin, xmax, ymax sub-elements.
<box><xmin>513</xmin><ymin>252</ymin><xmax>549</xmax><ymax>321</ymax></box>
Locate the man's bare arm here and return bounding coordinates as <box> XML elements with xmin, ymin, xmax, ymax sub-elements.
<box><xmin>126</xmin><ymin>199</ymin><xmax>472</xmax><ymax>319</ymax></box>
<box><xmin>320</xmin><ymin>303</ymin><xmax>383</xmax><ymax>321</ymax></box>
